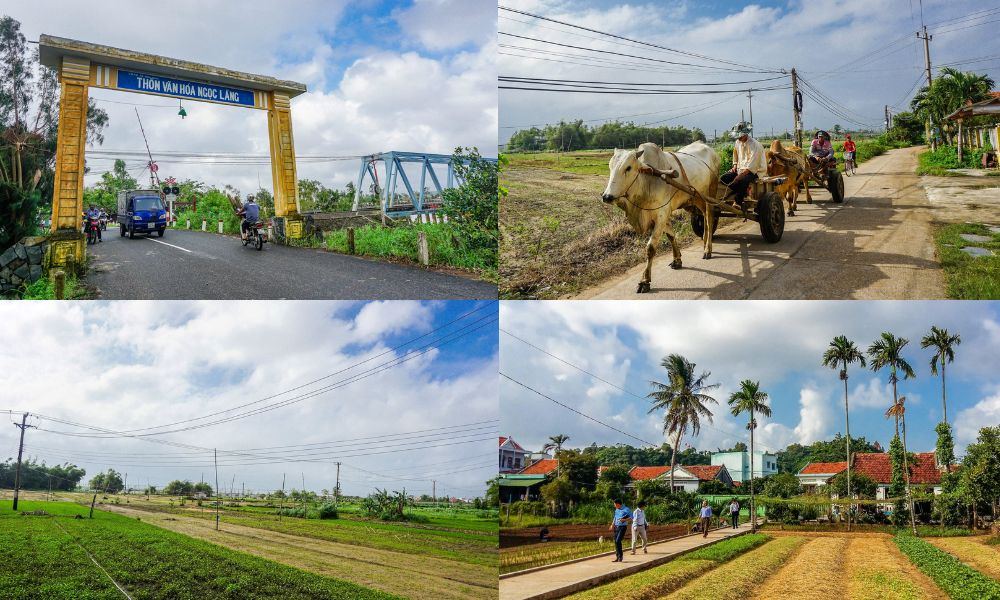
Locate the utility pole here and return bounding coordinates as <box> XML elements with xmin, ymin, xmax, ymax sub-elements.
<box><xmin>241</xmin><ymin>482</ymin><xmax>244</xmax><ymax>500</ymax></box>
<box><xmin>433</xmin><ymin>480</ymin><xmax>436</xmax><ymax>505</ymax></box>
<box><xmin>885</xmin><ymin>105</ymin><xmax>891</xmax><ymax>132</ymax></box>
<box><xmin>12</xmin><ymin>412</ymin><xmax>35</xmax><ymax>511</ymax></box>
<box><xmin>123</xmin><ymin>473</ymin><xmax>127</xmax><ymax>496</ymax></box>
<box><xmin>214</xmin><ymin>448</ymin><xmax>220</xmax><ymax>531</ymax></box>
<box><xmin>747</xmin><ymin>89</ymin><xmax>754</xmax><ymax>131</ymax></box>
<box><xmin>917</xmin><ymin>25</ymin><xmax>934</xmax><ymax>148</ymax></box>
<box><xmin>334</xmin><ymin>462</ymin><xmax>341</xmax><ymax>507</ymax></box>
<box><xmin>791</xmin><ymin>68</ymin><xmax>803</xmax><ymax>149</ymax></box>
<box><xmin>279</xmin><ymin>473</ymin><xmax>286</xmax><ymax>522</ymax></box>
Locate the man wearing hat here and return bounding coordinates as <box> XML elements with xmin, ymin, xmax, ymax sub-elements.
<box><xmin>722</xmin><ymin>121</ymin><xmax>766</xmax><ymax>205</ymax></box>
<box><xmin>809</xmin><ymin>130</ymin><xmax>835</xmax><ymax>169</ymax></box>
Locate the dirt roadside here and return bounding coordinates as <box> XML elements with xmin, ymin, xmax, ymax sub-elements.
<box><xmin>577</xmin><ymin>146</ymin><xmax>948</xmax><ymax>299</ymax></box>
<box><xmin>102</xmin><ymin>504</ymin><xmax>497</xmax><ymax>600</ymax></box>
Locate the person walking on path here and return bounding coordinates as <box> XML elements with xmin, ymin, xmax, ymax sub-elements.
<box><xmin>729</xmin><ymin>498</ymin><xmax>740</xmax><ymax>529</ymax></box>
<box><xmin>609</xmin><ymin>499</ymin><xmax>632</xmax><ymax>562</ymax></box>
<box><xmin>631</xmin><ymin>500</ymin><xmax>648</xmax><ymax>555</ymax></box>
<box><xmin>699</xmin><ymin>500</ymin><xmax>713</xmax><ymax>538</ymax></box>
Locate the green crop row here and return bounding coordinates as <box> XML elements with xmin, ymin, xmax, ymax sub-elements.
<box><xmin>894</xmin><ymin>533</ymin><xmax>1000</xmax><ymax>600</ymax></box>
<box><xmin>0</xmin><ymin>501</ymin><xmax>397</xmax><ymax>600</ymax></box>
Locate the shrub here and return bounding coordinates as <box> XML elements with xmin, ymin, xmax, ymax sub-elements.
<box><xmin>316</xmin><ymin>502</ymin><xmax>338</xmax><ymax>520</ymax></box>
<box><xmin>894</xmin><ymin>533</ymin><xmax>1000</xmax><ymax>599</ymax></box>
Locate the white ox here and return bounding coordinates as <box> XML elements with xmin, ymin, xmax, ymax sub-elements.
<box><xmin>601</xmin><ymin>141</ymin><xmax>720</xmax><ymax>293</ymax></box>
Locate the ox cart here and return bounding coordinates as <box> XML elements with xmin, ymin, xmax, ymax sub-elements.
<box><xmin>807</xmin><ymin>157</ymin><xmax>846</xmax><ymax>203</ymax></box>
<box><xmin>689</xmin><ymin>177</ymin><xmax>786</xmax><ymax>243</ymax></box>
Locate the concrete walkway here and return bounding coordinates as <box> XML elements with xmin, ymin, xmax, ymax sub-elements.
<box><xmin>499</xmin><ymin>522</ymin><xmax>755</xmax><ymax>600</ymax></box>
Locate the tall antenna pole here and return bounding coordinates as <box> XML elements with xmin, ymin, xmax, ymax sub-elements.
<box><xmin>134</xmin><ymin>108</ymin><xmax>160</xmax><ymax>188</ymax></box>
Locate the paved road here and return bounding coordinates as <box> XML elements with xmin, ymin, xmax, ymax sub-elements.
<box><xmin>578</xmin><ymin>146</ymin><xmax>947</xmax><ymax>299</ymax></box>
<box><xmin>87</xmin><ymin>228</ymin><xmax>496</xmax><ymax>299</ymax></box>
<box><xmin>499</xmin><ymin>522</ymin><xmax>754</xmax><ymax>600</ymax></box>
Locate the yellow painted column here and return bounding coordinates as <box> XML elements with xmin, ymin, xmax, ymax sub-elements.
<box><xmin>47</xmin><ymin>55</ymin><xmax>91</xmax><ymax>270</ymax></box>
<box><xmin>267</xmin><ymin>91</ymin><xmax>303</xmax><ymax>239</ymax></box>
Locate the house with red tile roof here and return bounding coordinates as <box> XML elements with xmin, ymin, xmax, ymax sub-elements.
<box><xmin>499</xmin><ymin>436</ymin><xmax>530</xmax><ymax>474</ymax></box>
<box><xmin>519</xmin><ymin>458</ymin><xmax>559</xmax><ymax>476</ymax></box>
<box><xmin>626</xmin><ymin>463</ymin><xmax>733</xmax><ymax>492</ymax></box>
<box><xmin>797</xmin><ymin>452</ymin><xmax>953</xmax><ymax>498</ymax></box>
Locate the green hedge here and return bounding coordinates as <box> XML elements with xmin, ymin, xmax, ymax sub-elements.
<box><xmin>894</xmin><ymin>534</ymin><xmax>1000</xmax><ymax>599</ymax></box>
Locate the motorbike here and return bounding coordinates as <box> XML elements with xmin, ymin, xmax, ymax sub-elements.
<box><xmin>242</xmin><ymin>220</ymin><xmax>268</xmax><ymax>251</ymax></box>
<box><xmin>85</xmin><ymin>215</ymin><xmax>101</xmax><ymax>245</ymax></box>
<box><xmin>100</xmin><ymin>215</ymin><xmax>108</xmax><ymax>230</ymax></box>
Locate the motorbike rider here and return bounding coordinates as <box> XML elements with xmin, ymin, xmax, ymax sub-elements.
<box><xmin>84</xmin><ymin>204</ymin><xmax>102</xmax><ymax>242</ymax></box>
<box><xmin>722</xmin><ymin>121</ymin><xmax>767</xmax><ymax>206</ymax></box>
<box><xmin>237</xmin><ymin>195</ymin><xmax>260</xmax><ymax>241</ymax></box>
<box><xmin>809</xmin><ymin>130</ymin><xmax>835</xmax><ymax>170</ymax></box>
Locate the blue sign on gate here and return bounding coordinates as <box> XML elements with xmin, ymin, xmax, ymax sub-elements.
<box><xmin>116</xmin><ymin>69</ymin><xmax>255</xmax><ymax>107</ymax></box>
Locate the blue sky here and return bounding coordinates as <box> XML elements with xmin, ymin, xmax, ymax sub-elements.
<box><xmin>9</xmin><ymin>0</ymin><xmax>496</xmax><ymax>191</ymax></box>
<box><xmin>500</xmin><ymin>301</ymin><xmax>1000</xmax><ymax>460</ymax></box>
<box><xmin>499</xmin><ymin>0</ymin><xmax>999</xmax><ymax>143</ymax></box>
<box><xmin>0</xmin><ymin>300</ymin><xmax>498</xmax><ymax>498</ymax></box>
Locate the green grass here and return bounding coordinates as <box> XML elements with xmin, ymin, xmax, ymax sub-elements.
<box><xmin>506</xmin><ymin>150</ymin><xmax>614</xmax><ymax>175</ymax></box>
<box><xmin>567</xmin><ymin>534</ymin><xmax>771</xmax><ymax>600</ymax></box>
<box><xmin>933</xmin><ymin>222</ymin><xmax>1000</xmax><ymax>299</ymax></box>
<box><xmin>322</xmin><ymin>222</ymin><xmax>496</xmax><ymax>277</ymax></box>
<box><xmin>916</xmin><ymin>145</ymin><xmax>994</xmax><ymax>176</ymax></box>
<box><xmin>852</xmin><ymin>569</ymin><xmax>927</xmax><ymax>600</ymax></box>
<box><xmin>0</xmin><ymin>500</ymin><xmax>397</xmax><ymax>599</ymax></box>
<box><xmin>667</xmin><ymin>535</ymin><xmax>806</xmax><ymax>600</ymax></box>
<box><xmin>894</xmin><ymin>533</ymin><xmax>1000</xmax><ymax>600</ymax></box>
<box><xmin>150</xmin><ymin>502</ymin><xmax>498</xmax><ymax>567</ymax></box>
<box><xmin>17</xmin><ymin>274</ymin><xmax>87</xmax><ymax>299</ymax></box>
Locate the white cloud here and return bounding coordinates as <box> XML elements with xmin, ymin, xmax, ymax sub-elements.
<box><xmin>793</xmin><ymin>384</ymin><xmax>836</xmax><ymax>445</ymax></box>
<box><xmin>394</xmin><ymin>0</ymin><xmax>496</xmax><ymax>51</ymax></box>
<box><xmin>954</xmin><ymin>388</ymin><xmax>1000</xmax><ymax>453</ymax></box>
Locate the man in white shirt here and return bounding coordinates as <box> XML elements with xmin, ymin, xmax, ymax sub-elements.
<box><xmin>630</xmin><ymin>500</ymin><xmax>648</xmax><ymax>554</ymax></box>
<box><xmin>721</xmin><ymin>121</ymin><xmax>767</xmax><ymax>206</ymax></box>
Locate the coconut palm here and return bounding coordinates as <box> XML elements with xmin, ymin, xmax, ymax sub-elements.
<box><xmin>867</xmin><ymin>332</ymin><xmax>916</xmax><ymax>437</ymax></box>
<box><xmin>728</xmin><ymin>380</ymin><xmax>772</xmax><ymax>533</ymax></box>
<box><xmin>920</xmin><ymin>326</ymin><xmax>961</xmax><ymax>426</ymax></box>
<box><xmin>542</xmin><ymin>434</ymin><xmax>570</xmax><ymax>476</ymax></box>
<box><xmin>822</xmin><ymin>335</ymin><xmax>866</xmax><ymax>531</ymax></box>
<box><xmin>885</xmin><ymin>396</ymin><xmax>917</xmax><ymax>535</ymax></box>
<box><xmin>937</xmin><ymin>68</ymin><xmax>994</xmax><ymax>160</ymax></box>
<box><xmin>648</xmin><ymin>354</ymin><xmax>718</xmax><ymax>493</ymax></box>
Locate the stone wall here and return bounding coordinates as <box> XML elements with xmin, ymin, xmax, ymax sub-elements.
<box><xmin>0</xmin><ymin>236</ymin><xmax>47</xmax><ymax>293</ymax></box>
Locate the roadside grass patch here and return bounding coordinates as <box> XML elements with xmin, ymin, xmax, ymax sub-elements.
<box><xmin>566</xmin><ymin>534</ymin><xmax>771</xmax><ymax>600</ymax></box>
<box><xmin>933</xmin><ymin>222</ymin><xmax>1000</xmax><ymax>299</ymax></box>
<box><xmin>0</xmin><ymin>500</ymin><xmax>396</xmax><ymax>600</ymax></box>
<box><xmin>664</xmin><ymin>535</ymin><xmax>806</xmax><ymax>599</ymax></box>
<box><xmin>17</xmin><ymin>274</ymin><xmax>87</xmax><ymax>299</ymax></box>
<box><xmin>917</xmin><ymin>145</ymin><xmax>993</xmax><ymax>176</ymax></box>
<box><xmin>323</xmin><ymin>222</ymin><xmax>496</xmax><ymax>278</ymax></box>
<box><xmin>894</xmin><ymin>533</ymin><xmax>1000</xmax><ymax>599</ymax></box>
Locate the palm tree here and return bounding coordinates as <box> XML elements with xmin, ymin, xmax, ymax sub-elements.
<box><xmin>728</xmin><ymin>380</ymin><xmax>772</xmax><ymax>533</ymax></box>
<box><xmin>822</xmin><ymin>335</ymin><xmax>866</xmax><ymax>531</ymax></box>
<box><xmin>920</xmin><ymin>326</ymin><xmax>961</xmax><ymax>427</ymax></box>
<box><xmin>867</xmin><ymin>332</ymin><xmax>916</xmax><ymax>437</ymax></box>
<box><xmin>648</xmin><ymin>354</ymin><xmax>719</xmax><ymax>493</ymax></box>
<box><xmin>937</xmin><ymin>68</ymin><xmax>995</xmax><ymax>160</ymax></box>
<box><xmin>542</xmin><ymin>434</ymin><xmax>570</xmax><ymax>476</ymax></box>
<box><xmin>885</xmin><ymin>397</ymin><xmax>917</xmax><ymax>535</ymax></box>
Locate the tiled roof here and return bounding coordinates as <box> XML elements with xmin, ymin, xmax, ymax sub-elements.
<box><xmin>629</xmin><ymin>466</ymin><xmax>671</xmax><ymax>481</ymax></box>
<box><xmin>852</xmin><ymin>452</ymin><xmax>944</xmax><ymax>485</ymax></box>
<box><xmin>799</xmin><ymin>461</ymin><xmax>848</xmax><ymax>476</ymax></box>
<box><xmin>520</xmin><ymin>458</ymin><xmax>558</xmax><ymax>475</ymax></box>
<box><xmin>500</xmin><ymin>436</ymin><xmax>526</xmax><ymax>452</ymax></box>
<box><xmin>685</xmin><ymin>464</ymin><xmax>723</xmax><ymax>481</ymax></box>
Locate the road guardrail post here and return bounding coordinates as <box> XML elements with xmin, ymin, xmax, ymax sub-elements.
<box><xmin>418</xmin><ymin>231</ymin><xmax>429</xmax><ymax>265</ymax></box>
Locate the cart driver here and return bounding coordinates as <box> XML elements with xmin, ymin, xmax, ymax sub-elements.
<box><xmin>722</xmin><ymin>121</ymin><xmax>767</xmax><ymax>206</ymax></box>
<box><xmin>238</xmin><ymin>195</ymin><xmax>260</xmax><ymax>241</ymax></box>
<box><xmin>809</xmin><ymin>130</ymin><xmax>835</xmax><ymax>169</ymax></box>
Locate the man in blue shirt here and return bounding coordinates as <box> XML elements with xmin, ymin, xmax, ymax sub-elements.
<box><xmin>608</xmin><ymin>498</ymin><xmax>632</xmax><ymax>562</ymax></box>
<box><xmin>700</xmin><ymin>500</ymin><xmax>713</xmax><ymax>538</ymax></box>
<box><xmin>238</xmin><ymin>195</ymin><xmax>261</xmax><ymax>241</ymax></box>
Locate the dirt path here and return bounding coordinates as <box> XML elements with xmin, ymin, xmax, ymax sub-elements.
<box><xmin>578</xmin><ymin>146</ymin><xmax>947</xmax><ymax>299</ymax></box>
<box><xmin>754</xmin><ymin>536</ymin><xmax>848</xmax><ymax>599</ymax></box>
<box><xmin>104</xmin><ymin>504</ymin><xmax>496</xmax><ymax>600</ymax></box>
<box><xmin>929</xmin><ymin>536</ymin><xmax>1000</xmax><ymax>581</ymax></box>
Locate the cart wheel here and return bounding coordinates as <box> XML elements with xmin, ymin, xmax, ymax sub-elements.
<box><xmin>757</xmin><ymin>191</ymin><xmax>785</xmax><ymax>243</ymax></box>
<box><xmin>828</xmin><ymin>171</ymin><xmax>845</xmax><ymax>203</ymax></box>
<box><xmin>690</xmin><ymin>211</ymin><xmax>718</xmax><ymax>238</ymax></box>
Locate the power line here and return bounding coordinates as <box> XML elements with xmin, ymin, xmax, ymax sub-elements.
<box><xmin>500</xmin><ymin>74</ymin><xmax>788</xmax><ymax>88</ymax></box>
<box><xmin>499</xmin><ymin>372</ymin><xmax>659</xmax><ymax>447</ymax></box>
<box><xmin>498</xmin><ymin>5</ymin><xmax>783</xmax><ymax>73</ymax></box>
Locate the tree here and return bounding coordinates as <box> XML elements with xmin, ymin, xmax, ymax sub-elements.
<box><xmin>728</xmin><ymin>379</ymin><xmax>772</xmax><ymax>532</ymax></box>
<box><xmin>960</xmin><ymin>426</ymin><xmax>1000</xmax><ymax>528</ymax></box>
<box><xmin>867</xmin><ymin>332</ymin><xmax>916</xmax><ymax>438</ymax></box>
<box><xmin>885</xmin><ymin>397</ymin><xmax>917</xmax><ymax>534</ymax></box>
<box><xmin>89</xmin><ymin>469</ymin><xmax>124</xmax><ymax>493</ymax></box>
<box><xmin>763</xmin><ymin>472</ymin><xmax>801</xmax><ymax>498</ymax></box>
<box><xmin>597</xmin><ymin>464</ymin><xmax>632</xmax><ymax>500</ymax></box>
<box><xmin>647</xmin><ymin>354</ymin><xmax>718</xmax><ymax>493</ymax></box>
<box><xmin>921</xmin><ymin>326</ymin><xmax>961</xmax><ymax>471</ymax></box>
<box><xmin>540</xmin><ymin>476</ymin><xmax>575</xmax><ymax>516</ymax></box>
<box><xmin>485</xmin><ymin>477</ymin><xmax>500</xmax><ymax>508</ymax></box>
<box><xmin>698</xmin><ymin>479</ymin><xmax>733</xmax><ymax>494</ymax></box>
<box><xmin>557</xmin><ymin>450</ymin><xmax>599</xmax><ymax>492</ymax></box>
<box><xmin>830</xmin><ymin>471</ymin><xmax>876</xmax><ymax>499</ymax></box>
<box><xmin>832</xmin><ymin>124</ymin><xmax>843</xmax><ymax>136</ymax></box>
<box><xmin>543</xmin><ymin>434</ymin><xmax>571</xmax><ymax>477</ymax></box>
<box><xmin>1</xmin><ymin>16</ymin><xmax>108</xmax><ymax>247</ymax></box>
<box><xmin>937</xmin><ymin>67</ymin><xmax>994</xmax><ymax>160</ymax></box>
<box><xmin>440</xmin><ymin>147</ymin><xmax>498</xmax><ymax>269</ymax></box>
<box><xmin>163</xmin><ymin>480</ymin><xmax>195</xmax><ymax>496</ymax></box>
<box><xmin>822</xmin><ymin>335</ymin><xmax>866</xmax><ymax>530</ymax></box>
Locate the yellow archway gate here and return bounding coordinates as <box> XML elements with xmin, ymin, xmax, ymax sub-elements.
<box><xmin>38</xmin><ymin>35</ymin><xmax>308</xmax><ymax>269</ymax></box>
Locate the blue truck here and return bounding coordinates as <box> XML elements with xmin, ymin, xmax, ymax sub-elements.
<box><xmin>117</xmin><ymin>189</ymin><xmax>167</xmax><ymax>238</ymax></box>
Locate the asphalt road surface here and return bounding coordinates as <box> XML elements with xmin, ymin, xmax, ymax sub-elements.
<box><xmin>87</xmin><ymin>228</ymin><xmax>496</xmax><ymax>299</ymax></box>
<box><xmin>578</xmin><ymin>146</ymin><xmax>947</xmax><ymax>300</ymax></box>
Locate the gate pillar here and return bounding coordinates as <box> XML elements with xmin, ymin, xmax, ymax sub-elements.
<box><xmin>268</xmin><ymin>91</ymin><xmax>303</xmax><ymax>240</ymax></box>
